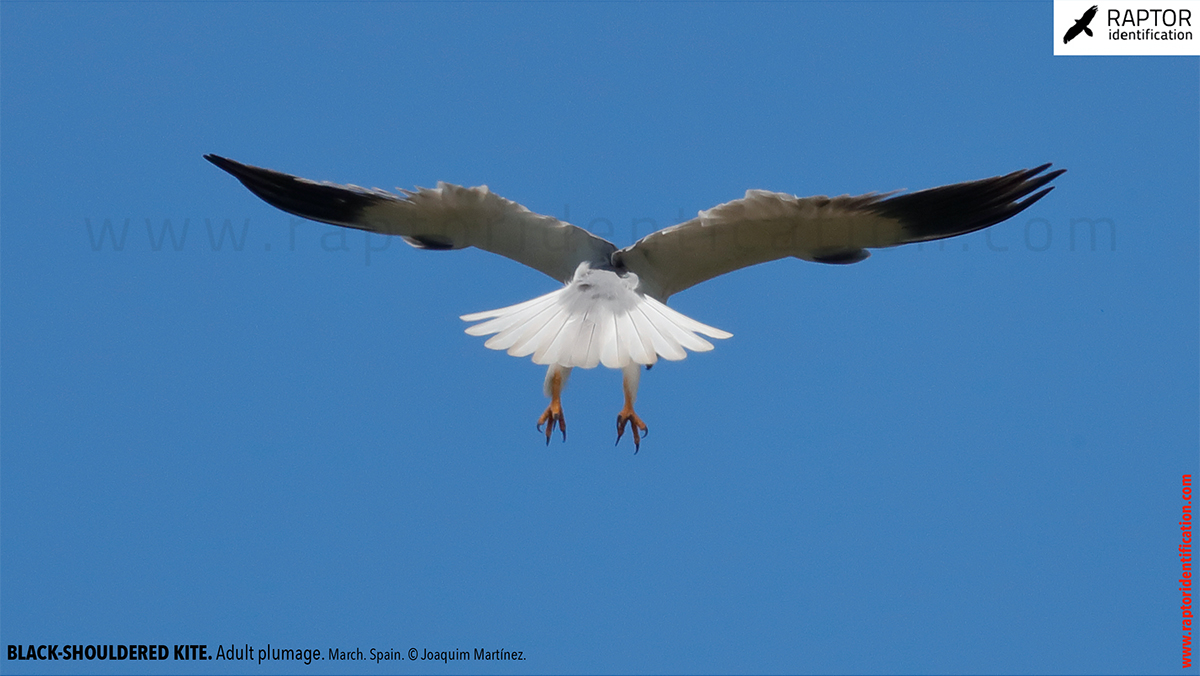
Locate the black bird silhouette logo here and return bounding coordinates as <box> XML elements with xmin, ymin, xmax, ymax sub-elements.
<box><xmin>1064</xmin><ymin>5</ymin><xmax>1099</xmax><ymax>43</ymax></box>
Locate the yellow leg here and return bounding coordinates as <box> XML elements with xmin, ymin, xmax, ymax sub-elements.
<box><xmin>537</xmin><ymin>365</ymin><xmax>567</xmax><ymax>444</ymax></box>
<box><xmin>616</xmin><ymin>364</ymin><xmax>649</xmax><ymax>453</ymax></box>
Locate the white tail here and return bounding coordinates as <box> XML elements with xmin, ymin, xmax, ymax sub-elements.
<box><xmin>461</xmin><ymin>264</ymin><xmax>731</xmax><ymax>369</ymax></box>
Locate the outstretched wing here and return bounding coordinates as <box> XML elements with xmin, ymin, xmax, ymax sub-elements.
<box><xmin>613</xmin><ymin>164</ymin><xmax>1064</xmax><ymax>300</ymax></box>
<box><xmin>205</xmin><ymin>155</ymin><xmax>617</xmax><ymax>283</ymax></box>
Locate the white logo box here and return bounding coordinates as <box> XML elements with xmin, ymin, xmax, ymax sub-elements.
<box><xmin>1055</xmin><ymin>0</ymin><xmax>1200</xmax><ymax>55</ymax></box>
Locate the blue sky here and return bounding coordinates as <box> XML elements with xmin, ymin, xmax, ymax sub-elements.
<box><xmin>1</xmin><ymin>2</ymin><xmax>1196</xmax><ymax>674</ymax></box>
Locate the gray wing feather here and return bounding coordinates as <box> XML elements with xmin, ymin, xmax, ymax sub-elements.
<box><xmin>204</xmin><ymin>155</ymin><xmax>617</xmax><ymax>283</ymax></box>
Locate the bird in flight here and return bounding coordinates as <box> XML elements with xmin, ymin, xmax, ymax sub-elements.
<box><xmin>205</xmin><ymin>155</ymin><xmax>1062</xmax><ymax>452</ymax></box>
<box><xmin>1064</xmin><ymin>5</ymin><xmax>1098</xmax><ymax>43</ymax></box>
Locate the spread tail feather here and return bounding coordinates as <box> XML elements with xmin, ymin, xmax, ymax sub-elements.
<box><xmin>461</xmin><ymin>285</ymin><xmax>730</xmax><ymax>369</ymax></box>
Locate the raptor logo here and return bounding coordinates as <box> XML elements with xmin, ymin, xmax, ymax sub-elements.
<box><xmin>1064</xmin><ymin>5</ymin><xmax>1099</xmax><ymax>42</ymax></box>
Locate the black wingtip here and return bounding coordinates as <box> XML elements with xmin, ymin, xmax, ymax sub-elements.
<box><xmin>1020</xmin><ymin>186</ymin><xmax>1056</xmax><ymax>209</ymax></box>
<box><xmin>202</xmin><ymin>154</ymin><xmax>392</xmax><ymax>228</ymax></box>
<box><xmin>876</xmin><ymin>163</ymin><xmax>1066</xmax><ymax>245</ymax></box>
<box><xmin>203</xmin><ymin>153</ymin><xmax>265</xmax><ymax>183</ymax></box>
<box><xmin>203</xmin><ymin>153</ymin><xmax>238</xmax><ymax>173</ymax></box>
